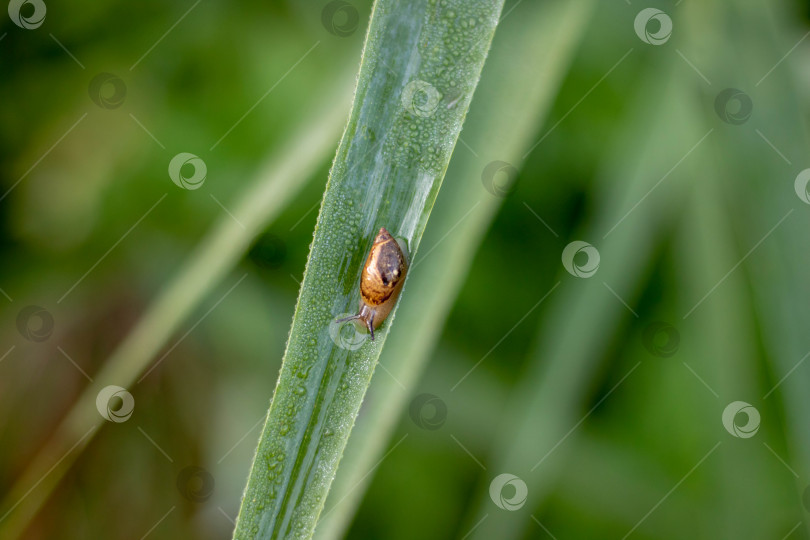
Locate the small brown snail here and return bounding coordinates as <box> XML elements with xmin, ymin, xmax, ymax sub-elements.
<box><xmin>336</xmin><ymin>227</ymin><xmax>408</xmax><ymax>340</ymax></box>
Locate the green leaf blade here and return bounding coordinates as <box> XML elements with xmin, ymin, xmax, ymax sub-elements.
<box><xmin>314</xmin><ymin>0</ymin><xmax>596</xmax><ymax>536</ymax></box>
<box><xmin>233</xmin><ymin>1</ymin><xmax>505</xmax><ymax>538</ymax></box>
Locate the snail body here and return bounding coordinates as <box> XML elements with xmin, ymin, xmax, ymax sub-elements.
<box><xmin>336</xmin><ymin>227</ymin><xmax>408</xmax><ymax>340</ymax></box>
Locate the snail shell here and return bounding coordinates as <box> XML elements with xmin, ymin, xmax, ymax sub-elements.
<box><xmin>336</xmin><ymin>227</ymin><xmax>408</xmax><ymax>340</ymax></box>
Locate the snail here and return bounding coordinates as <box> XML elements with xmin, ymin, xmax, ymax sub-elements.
<box><xmin>336</xmin><ymin>227</ymin><xmax>408</xmax><ymax>340</ymax></box>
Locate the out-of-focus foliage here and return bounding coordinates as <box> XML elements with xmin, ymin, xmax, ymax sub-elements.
<box><xmin>1</xmin><ymin>0</ymin><xmax>810</xmax><ymax>539</ymax></box>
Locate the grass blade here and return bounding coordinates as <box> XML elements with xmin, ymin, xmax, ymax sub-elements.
<box><xmin>313</xmin><ymin>0</ymin><xmax>595</xmax><ymax>537</ymax></box>
<box><xmin>232</xmin><ymin>1</ymin><xmax>505</xmax><ymax>538</ymax></box>
<box><xmin>678</xmin><ymin>1</ymin><xmax>810</xmax><ymax>535</ymax></box>
<box><xmin>0</xmin><ymin>79</ymin><xmax>354</xmax><ymax>540</ymax></box>
<box><xmin>461</xmin><ymin>45</ymin><xmax>710</xmax><ymax>539</ymax></box>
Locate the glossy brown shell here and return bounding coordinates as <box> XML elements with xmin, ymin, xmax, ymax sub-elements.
<box><xmin>338</xmin><ymin>227</ymin><xmax>408</xmax><ymax>339</ymax></box>
<box><xmin>360</xmin><ymin>228</ymin><xmax>408</xmax><ymax>308</ymax></box>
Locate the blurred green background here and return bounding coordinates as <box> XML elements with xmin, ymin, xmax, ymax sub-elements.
<box><xmin>3</xmin><ymin>0</ymin><xmax>810</xmax><ymax>538</ymax></box>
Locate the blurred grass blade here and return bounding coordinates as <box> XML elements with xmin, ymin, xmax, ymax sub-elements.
<box><xmin>232</xmin><ymin>0</ymin><xmax>505</xmax><ymax>538</ymax></box>
<box><xmin>680</xmin><ymin>0</ymin><xmax>810</xmax><ymax>535</ymax></box>
<box><xmin>313</xmin><ymin>1</ymin><xmax>595</xmax><ymax>537</ymax></box>
<box><xmin>463</xmin><ymin>49</ymin><xmax>710</xmax><ymax>539</ymax></box>
<box><xmin>0</xmin><ymin>78</ymin><xmax>354</xmax><ymax>540</ymax></box>
<box><xmin>733</xmin><ymin>11</ymin><xmax>810</xmax><ymax>487</ymax></box>
<box><xmin>676</xmin><ymin>166</ymin><xmax>767</xmax><ymax>538</ymax></box>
